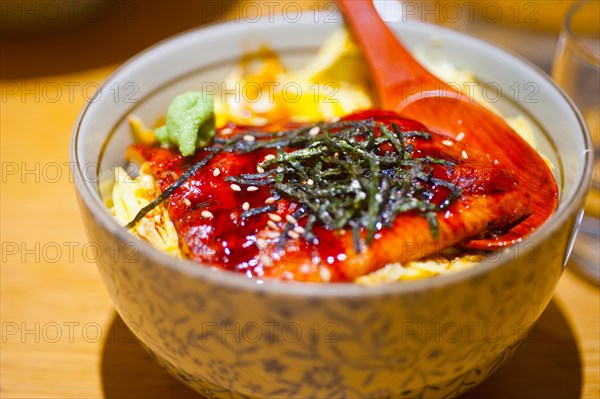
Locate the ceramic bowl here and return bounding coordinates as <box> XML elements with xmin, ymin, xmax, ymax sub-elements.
<box><xmin>71</xmin><ymin>13</ymin><xmax>592</xmax><ymax>399</ymax></box>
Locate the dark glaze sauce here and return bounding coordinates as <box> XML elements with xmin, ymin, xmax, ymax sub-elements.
<box><xmin>131</xmin><ymin>110</ymin><xmax>529</xmax><ymax>282</ymax></box>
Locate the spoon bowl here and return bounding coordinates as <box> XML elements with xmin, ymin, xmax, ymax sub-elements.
<box><xmin>338</xmin><ymin>0</ymin><xmax>558</xmax><ymax>248</ymax></box>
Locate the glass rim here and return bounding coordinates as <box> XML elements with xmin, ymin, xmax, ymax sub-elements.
<box><xmin>564</xmin><ymin>1</ymin><xmax>600</xmax><ymax>66</ymax></box>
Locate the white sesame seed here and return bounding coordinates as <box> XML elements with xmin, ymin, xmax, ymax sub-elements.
<box><xmin>319</xmin><ymin>267</ymin><xmax>332</xmax><ymax>282</ymax></box>
<box><xmin>221</xmin><ymin>127</ymin><xmax>233</xmax><ymax>135</ymax></box>
<box><xmin>213</xmin><ymin>168</ymin><xmax>221</xmax><ymax>177</ymax></box>
<box><xmin>201</xmin><ymin>210</ymin><xmax>214</xmax><ymax>218</ymax></box>
<box><xmin>337</xmin><ymin>253</ymin><xmax>347</xmax><ymax>261</ymax></box>
<box><xmin>256</xmin><ymin>165</ymin><xmax>264</xmax><ymax>173</ymax></box>
<box><xmin>462</xmin><ymin>150</ymin><xmax>469</xmax><ymax>159</ymax></box>
<box><xmin>243</xmin><ymin>135</ymin><xmax>255</xmax><ymax>142</ymax></box>
<box><xmin>287</xmin><ymin>230</ymin><xmax>300</xmax><ymax>239</ymax></box>
<box><xmin>307</xmin><ymin>179</ymin><xmax>314</xmax><ymax>186</ymax></box>
<box><xmin>309</xmin><ymin>126</ymin><xmax>320</xmax><ymax>136</ymax></box>
<box><xmin>442</xmin><ymin>140</ymin><xmax>454</xmax><ymax>147</ymax></box>
<box><xmin>247</xmin><ymin>186</ymin><xmax>258</xmax><ymax>192</ymax></box>
<box><xmin>265</xmin><ymin>197</ymin><xmax>276</xmax><ymax>204</ymax></box>
<box><xmin>267</xmin><ymin>220</ymin><xmax>278</xmax><ymax>229</ymax></box>
<box><xmin>269</xmin><ymin>213</ymin><xmax>282</xmax><ymax>222</ymax></box>
<box><xmin>456</xmin><ymin>132</ymin><xmax>465</xmax><ymax>141</ymax></box>
<box><xmin>299</xmin><ymin>264</ymin><xmax>311</xmax><ymax>274</ymax></box>
<box><xmin>242</xmin><ymin>202</ymin><xmax>250</xmax><ymax>210</ymax></box>
<box><xmin>330</xmin><ymin>116</ymin><xmax>341</xmax><ymax>123</ymax></box>
<box><xmin>286</xmin><ymin>215</ymin><xmax>298</xmax><ymax>224</ymax></box>
<box><xmin>266</xmin><ymin>231</ymin><xmax>280</xmax><ymax>239</ymax></box>
<box><xmin>264</xmin><ymin>154</ymin><xmax>276</xmax><ymax>161</ymax></box>
<box><xmin>294</xmin><ymin>226</ymin><xmax>305</xmax><ymax>234</ymax></box>
<box><xmin>261</xmin><ymin>254</ymin><xmax>274</xmax><ymax>267</ymax></box>
<box><xmin>183</xmin><ymin>198</ymin><xmax>192</xmax><ymax>206</ymax></box>
<box><xmin>230</xmin><ymin>184</ymin><xmax>241</xmax><ymax>191</ymax></box>
<box><xmin>375</xmin><ymin>193</ymin><xmax>383</xmax><ymax>203</ymax></box>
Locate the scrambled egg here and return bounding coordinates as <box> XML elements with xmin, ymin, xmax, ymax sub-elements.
<box><xmin>215</xmin><ymin>29</ymin><xmax>373</xmax><ymax>127</ymax></box>
<box><xmin>112</xmin><ymin>29</ymin><xmax>542</xmax><ymax>285</ymax></box>
<box><xmin>356</xmin><ymin>254</ymin><xmax>483</xmax><ymax>286</ymax></box>
<box><xmin>111</xmin><ymin>164</ymin><xmax>181</xmax><ymax>258</ymax></box>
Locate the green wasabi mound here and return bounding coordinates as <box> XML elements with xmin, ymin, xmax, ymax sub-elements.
<box><xmin>155</xmin><ymin>91</ymin><xmax>215</xmax><ymax>156</ymax></box>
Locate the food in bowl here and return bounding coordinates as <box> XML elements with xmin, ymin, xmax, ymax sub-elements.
<box><xmin>109</xmin><ymin>29</ymin><xmax>558</xmax><ymax>283</ymax></box>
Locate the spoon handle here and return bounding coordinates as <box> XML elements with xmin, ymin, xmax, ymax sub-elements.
<box><xmin>338</xmin><ymin>0</ymin><xmax>452</xmax><ymax>108</ymax></box>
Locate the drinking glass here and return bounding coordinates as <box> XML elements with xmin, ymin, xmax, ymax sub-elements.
<box><xmin>553</xmin><ymin>0</ymin><xmax>600</xmax><ymax>284</ymax></box>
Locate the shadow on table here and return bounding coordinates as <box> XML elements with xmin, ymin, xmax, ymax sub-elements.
<box><xmin>462</xmin><ymin>299</ymin><xmax>582</xmax><ymax>399</ymax></box>
<box><xmin>100</xmin><ymin>299</ymin><xmax>581</xmax><ymax>399</ymax></box>
<box><xmin>100</xmin><ymin>314</ymin><xmax>201</xmax><ymax>398</ymax></box>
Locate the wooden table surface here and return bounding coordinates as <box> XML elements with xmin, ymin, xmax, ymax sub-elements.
<box><xmin>1</xmin><ymin>1</ymin><xmax>598</xmax><ymax>398</ymax></box>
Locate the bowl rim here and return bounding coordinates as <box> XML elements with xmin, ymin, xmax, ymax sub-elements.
<box><xmin>71</xmin><ymin>14</ymin><xmax>594</xmax><ymax>297</ymax></box>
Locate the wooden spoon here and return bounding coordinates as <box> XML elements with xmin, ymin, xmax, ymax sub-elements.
<box><xmin>338</xmin><ymin>0</ymin><xmax>558</xmax><ymax>249</ymax></box>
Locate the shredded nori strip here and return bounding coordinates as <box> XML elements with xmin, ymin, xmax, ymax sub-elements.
<box><xmin>240</xmin><ymin>205</ymin><xmax>277</xmax><ymax>219</ymax></box>
<box><xmin>124</xmin><ymin>151</ymin><xmax>218</xmax><ymax>229</ymax></box>
<box><xmin>125</xmin><ymin>118</ymin><xmax>462</xmax><ymax>251</ymax></box>
<box><xmin>277</xmin><ymin>207</ymin><xmax>308</xmax><ymax>249</ymax></box>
